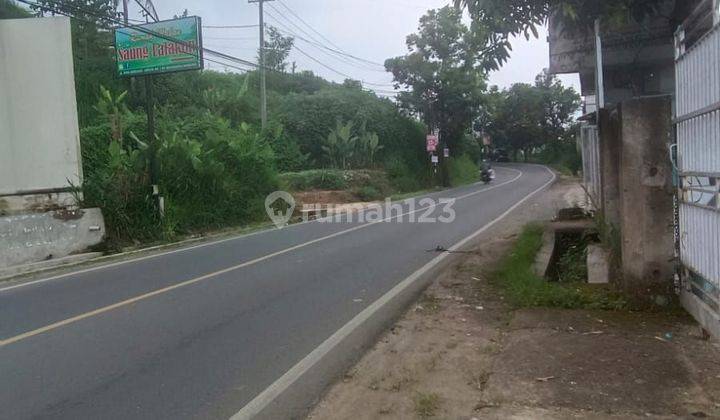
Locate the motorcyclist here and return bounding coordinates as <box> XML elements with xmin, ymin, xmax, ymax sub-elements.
<box><xmin>480</xmin><ymin>160</ymin><xmax>494</xmax><ymax>183</ymax></box>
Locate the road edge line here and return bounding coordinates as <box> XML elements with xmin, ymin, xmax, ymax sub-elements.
<box><xmin>229</xmin><ymin>165</ymin><xmax>556</xmax><ymax>420</ymax></box>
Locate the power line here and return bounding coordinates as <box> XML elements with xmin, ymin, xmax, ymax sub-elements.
<box><xmin>204</xmin><ymin>36</ymin><xmax>259</xmax><ymax>41</ymax></box>
<box><xmin>203</xmin><ymin>24</ymin><xmax>259</xmax><ymax>29</ymax></box>
<box><xmin>276</xmin><ymin>0</ymin><xmax>358</xmax><ymax>59</ymax></box>
<box><xmin>263</xmin><ymin>9</ymin><xmax>394</xmax><ymax>88</ymax></box>
<box><xmin>16</xmin><ymin>0</ymin><xmax>264</xmax><ymax>71</ymax></box>
<box><xmin>277</xmin><ymin>0</ymin><xmax>384</xmax><ymax>67</ymax></box>
<box><xmin>265</xmin><ymin>4</ymin><xmax>384</xmax><ymax>71</ymax></box>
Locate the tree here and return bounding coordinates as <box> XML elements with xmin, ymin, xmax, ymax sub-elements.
<box><xmin>261</xmin><ymin>25</ymin><xmax>295</xmax><ymax>72</ymax></box>
<box><xmin>1</xmin><ymin>0</ymin><xmax>31</xmax><ymax>18</ymax></box>
<box><xmin>482</xmin><ymin>72</ymin><xmax>579</xmax><ymax>161</ymax></box>
<box><xmin>454</xmin><ymin>0</ymin><xmax>694</xmax><ymax>69</ymax></box>
<box><xmin>385</xmin><ymin>6</ymin><xmax>488</xmax><ymax>186</ymax></box>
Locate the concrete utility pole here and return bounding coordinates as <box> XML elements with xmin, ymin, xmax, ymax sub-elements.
<box><xmin>249</xmin><ymin>0</ymin><xmax>273</xmax><ymax>130</ymax></box>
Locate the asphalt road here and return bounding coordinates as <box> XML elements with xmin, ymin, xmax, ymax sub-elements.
<box><xmin>0</xmin><ymin>164</ymin><xmax>554</xmax><ymax>420</ymax></box>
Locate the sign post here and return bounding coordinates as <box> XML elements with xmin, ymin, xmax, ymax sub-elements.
<box><xmin>114</xmin><ymin>17</ymin><xmax>204</xmax><ymax>217</ymax></box>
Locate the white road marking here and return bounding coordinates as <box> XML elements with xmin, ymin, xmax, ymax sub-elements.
<box><xmin>229</xmin><ymin>166</ymin><xmax>555</xmax><ymax>420</ymax></box>
<box><xmin>0</xmin><ymin>168</ymin><xmax>519</xmax><ymax>293</ymax></box>
<box><xmin>0</xmin><ymin>168</ymin><xmax>525</xmax><ymax>346</ymax></box>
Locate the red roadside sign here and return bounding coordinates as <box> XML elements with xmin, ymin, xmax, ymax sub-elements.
<box><xmin>426</xmin><ymin>134</ymin><xmax>438</xmax><ymax>152</ymax></box>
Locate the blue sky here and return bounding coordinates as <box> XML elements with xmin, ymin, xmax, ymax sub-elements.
<box><xmin>128</xmin><ymin>0</ymin><xmax>580</xmax><ymax>95</ymax></box>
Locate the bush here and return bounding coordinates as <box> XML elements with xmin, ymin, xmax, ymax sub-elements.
<box><xmin>354</xmin><ymin>185</ymin><xmax>383</xmax><ymax>201</ymax></box>
<box><xmin>80</xmin><ymin>112</ymin><xmax>279</xmax><ymax>245</ymax></box>
<box><xmin>279</xmin><ymin>170</ymin><xmax>348</xmax><ymax>191</ymax></box>
<box><xmin>385</xmin><ymin>156</ymin><xmax>425</xmax><ymax>193</ymax></box>
<box><xmin>447</xmin><ymin>155</ymin><xmax>479</xmax><ymax>187</ymax></box>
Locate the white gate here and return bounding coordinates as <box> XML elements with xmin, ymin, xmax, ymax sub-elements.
<box><xmin>675</xmin><ymin>17</ymin><xmax>720</xmax><ymax>336</ymax></box>
<box><xmin>580</xmin><ymin>124</ymin><xmax>601</xmax><ymax>209</ymax></box>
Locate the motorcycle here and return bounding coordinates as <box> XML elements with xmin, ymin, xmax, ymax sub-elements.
<box><xmin>481</xmin><ymin>168</ymin><xmax>495</xmax><ymax>184</ymax></box>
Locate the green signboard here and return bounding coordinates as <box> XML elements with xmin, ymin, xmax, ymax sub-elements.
<box><xmin>115</xmin><ymin>16</ymin><xmax>203</xmax><ymax>77</ymax></box>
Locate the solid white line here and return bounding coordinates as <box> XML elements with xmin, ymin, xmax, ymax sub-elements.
<box><xmin>229</xmin><ymin>165</ymin><xmax>556</xmax><ymax>420</ymax></box>
<box><xmin>0</xmin><ymin>168</ymin><xmax>525</xmax><ymax>346</ymax></box>
<box><xmin>0</xmin><ymin>168</ymin><xmax>521</xmax><ymax>294</ymax></box>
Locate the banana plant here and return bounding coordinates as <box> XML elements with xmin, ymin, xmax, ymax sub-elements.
<box><xmin>94</xmin><ymin>85</ymin><xmax>129</xmax><ymax>144</ymax></box>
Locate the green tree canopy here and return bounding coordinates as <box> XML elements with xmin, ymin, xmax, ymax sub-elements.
<box><xmin>455</xmin><ymin>0</ymin><xmax>694</xmax><ymax>69</ymax></box>
<box><xmin>480</xmin><ymin>72</ymin><xmax>580</xmax><ymax>161</ymax></box>
<box><xmin>385</xmin><ymin>6</ymin><xmax>487</xmax><ymax>159</ymax></box>
<box><xmin>261</xmin><ymin>25</ymin><xmax>295</xmax><ymax>72</ymax></box>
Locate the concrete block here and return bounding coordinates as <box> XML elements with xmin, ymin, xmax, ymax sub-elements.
<box><xmin>0</xmin><ymin>208</ymin><xmax>105</xmax><ymax>268</ymax></box>
<box><xmin>587</xmin><ymin>245</ymin><xmax>610</xmax><ymax>284</ymax></box>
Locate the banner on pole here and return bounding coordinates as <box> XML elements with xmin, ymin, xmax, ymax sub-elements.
<box><xmin>115</xmin><ymin>16</ymin><xmax>203</xmax><ymax>77</ymax></box>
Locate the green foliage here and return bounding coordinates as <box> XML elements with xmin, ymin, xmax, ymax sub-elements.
<box><xmin>0</xmin><ymin>0</ymin><xmax>30</xmax><ymax>18</ymax></box>
<box><xmin>492</xmin><ymin>224</ymin><xmax>627</xmax><ymax>310</ymax></box>
<box><xmin>278</xmin><ymin>170</ymin><xmax>349</xmax><ymax>191</ymax></box>
<box><xmin>354</xmin><ymin>185</ymin><xmax>383</xmax><ymax>202</ymax></box>
<box><xmin>384</xmin><ymin>157</ymin><xmax>426</xmax><ymax>193</ymax></box>
<box><xmin>261</xmin><ymin>25</ymin><xmax>295</xmax><ymax>72</ymax></box>
<box><xmin>158</xmin><ymin>117</ymin><xmax>279</xmax><ymax>232</ymax></box>
<box><xmin>276</xmin><ymin>88</ymin><xmax>426</xmax><ymax>173</ymax></box>
<box><xmin>480</xmin><ymin>71</ymin><xmax>580</xmax><ymax>163</ymax></box>
<box><xmin>447</xmin><ymin>155</ymin><xmax>479</xmax><ymax>187</ymax></box>
<box><xmin>322</xmin><ymin>120</ymin><xmax>358</xmax><ymax>169</ymax></box>
<box><xmin>557</xmin><ymin>243</ymin><xmax>587</xmax><ymax>283</ymax></box>
<box><xmin>455</xmin><ymin>0</ymin><xmax>681</xmax><ymax>70</ymax></box>
<box><xmin>386</xmin><ymin>6</ymin><xmax>487</xmax><ymax>152</ymax></box>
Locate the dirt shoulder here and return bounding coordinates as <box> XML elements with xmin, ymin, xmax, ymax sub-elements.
<box><xmin>308</xmin><ymin>178</ymin><xmax>720</xmax><ymax>420</ymax></box>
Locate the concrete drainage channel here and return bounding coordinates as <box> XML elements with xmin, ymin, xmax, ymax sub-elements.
<box><xmin>533</xmin><ymin>208</ymin><xmax>610</xmax><ymax>285</ymax></box>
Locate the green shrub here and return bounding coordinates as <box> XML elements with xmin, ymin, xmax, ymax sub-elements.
<box><xmin>279</xmin><ymin>170</ymin><xmax>348</xmax><ymax>191</ymax></box>
<box><xmin>492</xmin><ymin>224</ymin><xmax>627</xmax><ymax>310</ymax></box>
<box><xmin>385</xmin><ymin>156</ymin><xmax>425</xmax><ymax>193</ymax></box>
<box><xmin>354</xmin><ymin>185</ymin><xmax>383</xmax><ymax>201</ymax></box>
<box><xmin>447</xmin><ymin>154</ymin><xmax>479</xmax><ymax>187</ymax></box>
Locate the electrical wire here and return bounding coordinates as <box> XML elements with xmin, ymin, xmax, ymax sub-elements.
<box><xmin>277</xmin><ymin>0</ymin><xmax>381</xmax><ymax>65</ymax></box>
<box><xmin>15</xmin><ymin>0</ymin><xmax>263</xmax><ymax>71</ymax></box>
<box><xmin>265</xmin><ymin>4</ymin><xmax>385</xmax><ymax>71</ymax></box>
<box><xmin>203</xmin><ymin>24</ymin><xmax>259</xmax><ymax>29</ymax></box>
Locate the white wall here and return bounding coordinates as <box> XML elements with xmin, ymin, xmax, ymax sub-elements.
<box><xmin>0</xmin><ymin>17</ymin><xmax>82</xmax><ymax>196</ymax></box>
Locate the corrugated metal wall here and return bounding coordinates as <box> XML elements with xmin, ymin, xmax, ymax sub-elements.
<box><xmin>580</xmin><ymin>124</ymin><xmax>601</xmax><ymax>208</ymax></box>
<box><xmin>675</xmin><ymin>19</ymin><xmax>720</xmax><ymax>328</ymax></box>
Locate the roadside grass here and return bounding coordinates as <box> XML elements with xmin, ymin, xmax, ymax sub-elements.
<box><xmin>491</xmin><ymin>224</ymin><xmax>627</xmax><ymax>310</ymax></box>
<box><xmin>413</xmin><ymin>392</ymin><xmax>440</xmax><ymax>418</ymax></box>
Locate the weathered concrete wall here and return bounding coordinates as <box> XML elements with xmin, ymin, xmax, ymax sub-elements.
<box><xmin>618</xmin><ymin>96</ymin><xmax>675</xmax><ymax>290</ymax></box>
<box><xmin>0</xmin><ymin>17</ymin><xmax>82</xmax><ymax>201</ymax></box>
<box><xmin>0</xmin><ymin>208</ymin><xmax>105</xmax><ymax>268</ymax></box>
<box><xmin>0</xmin><ymin>192</ymin><xmax>80</xmax><ymax>216</ymax></box>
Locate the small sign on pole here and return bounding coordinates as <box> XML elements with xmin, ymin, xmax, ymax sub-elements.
<box><xmin>443</xmin><ymin>147</ymin><xmax>450</xmax><ymax>158</ymax></box>
<box><xmin>426</xmin><ymin>134</ymin><xmax>438</xmax><ymax>152</ymax></box>
<box><xmin>431</xmin><ymin>154</ymin><xmax>439</xmax><ymax>164</ymax></box>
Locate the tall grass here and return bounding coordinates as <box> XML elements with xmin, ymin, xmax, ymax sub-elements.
<box><xmin>492</xmin><ymin>224</ymin><xmax>627</xmax><ymax>310</ymax></box>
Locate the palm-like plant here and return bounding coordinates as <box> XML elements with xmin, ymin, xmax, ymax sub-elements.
<box><xmin>94</xmin><ymin>85</ymin><xmax>129</xmax><ymax>144</ymax></box>
<box><xmin>322</xmin><ymin>120</ymin><xmax>358</xmax><ymax>169</ymax></box>
<box><xmin>358</xmin><ymin>131</ymin><xmax>383</xmax><ymax>167</ymax></box>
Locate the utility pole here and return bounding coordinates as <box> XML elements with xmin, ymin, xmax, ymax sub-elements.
<box><xmin>249</xmin><ymin>0</ymin><xmax>274</xmax><ymax>130</ymax></box>
<box><xmin>121</xmin><ymin>1</ymin><xmax>163</xmax><ymax>217</ymax></box>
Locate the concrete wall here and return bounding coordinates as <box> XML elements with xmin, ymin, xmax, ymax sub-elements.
<box><xmin>0</xmin><ymin>208</ymin><xmax>105</xmax><ymax>269</ymax></box>
<box><xmin>0</xmin><ymin>17</ymin><xmax>82</xmax><ymax>198</ymax></box>
<box><xmin>618</xmin><ymin>96</ymin><xmax>675</xmax><ymax>290</ymax></box>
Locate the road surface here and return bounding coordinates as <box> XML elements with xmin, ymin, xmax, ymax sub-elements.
<box><xmin>0</xmin><ymin>164</ymin><xmax>554</xmax><ymax>420</ymax></box>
